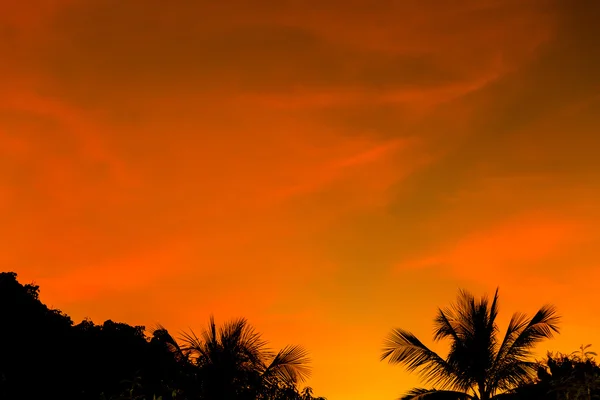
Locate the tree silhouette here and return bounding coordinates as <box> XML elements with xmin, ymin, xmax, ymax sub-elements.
<box><xmin>0</xmin><ymin>272</ymin><xmax>179</xmax><ymax>400</ymax></box>
<box><xmin>381</xmin><ymin>289</ymin><xmax>560</xmax><ymax>400</ymax></box>
<box><xmin>0</xmin><ymin>272</ymin><xmax>326</xmax><ymax>400</ymax></box>
<box><xmin>176</xmin><ymin>316</ymin><xmax>312</xmax><ymax>400</ymax></box>
<box><xmin>571</xmin><ymin>344</ymin><xmax>597</xmax><ymax>362</ymax></box>
<box><xmin>530</xmin><ymin>352</ymin><xmax>600</xmax><ymax>400</ymax></box>
<box><xmin>0</xmin><ymin>272</ymin><xmax>74</xmax><ymax>399</ymax></box>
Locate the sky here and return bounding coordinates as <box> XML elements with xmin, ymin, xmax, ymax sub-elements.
<box><xmin>1</xmin><ymin>0</ymin><xmax>600</xmax><ymax>398</ymax></box>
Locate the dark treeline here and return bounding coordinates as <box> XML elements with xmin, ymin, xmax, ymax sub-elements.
<box><xmin>4</xmin><ymin>272</ymin><xmax>598</xmax><ymax>400</ymax></box>
<box><xmin>511</xmin><ymin>349</ymin><xmax>600</xmax><ymax>400</ymax></box>
<box><xmin>0</xmin><ymin>272</ymin><xmax>325</xmax><ymax>400</ymax></box>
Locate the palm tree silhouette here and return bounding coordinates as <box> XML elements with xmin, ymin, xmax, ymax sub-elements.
<box><xmin>381</xmin><ymin>289</ymin><xmax>560</xmax><ymax>400</ymax></box>
<box><xmin>179</xmin><ymin>316</ymin><xmax>311</xmax><ymax>400</ymax></box>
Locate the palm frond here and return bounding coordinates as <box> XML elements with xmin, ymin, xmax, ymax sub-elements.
<box><xmin>455</xmin><ymin>290</ymin><xmax>478</xmax><ymax>337</ymax></box>
<box><xmin>236</xmin><ymin>318</ymin><xmax>269</xmax><ymax>363</ymax></box>
<box><xmin>149</xmin><ymin>323</ymin><xmax>188</xmax><ymax>362</ymax></box>
<box><xmin>488</xmin><ymin>288</ymin><xmax>501</xmax><ymax>350</ymax></box>
<box><xmin>433</xmin><ymin>289</ymin><xmax>499</xmax><ymax>391</ymax></box>
<box><xmin>180</xmin><ymin>327</ymin><xmax>208</xmax><ymax>363</ymax></box>
<box><xmin>202</xmin><ymin>315</ymin><xmax>219</xmax><ymax>350</ymax></box>
<box><xmin>265</xmin><ymin>345</ymin><xmax>312</xmax><ymax>384</ymax></box>
<box><xmin>434</xmin><ymin>289</ymin><xmax>498</xmax><ymax>345</ymax></box>
<box><xmin>494</xmin><ymin>312</ymin><xmax>529</xmax><ymax>364</ymax></box>
<box><xmin>489</xmin><ymin>289</ymin><xmax>500</xmax><ymax>329</ymax></box>
<box><xmin>382</xmin><ymin>328</ymin><xmax>460</xmax><ymax>389</ymax></box>
<box><xmin>400</xmin><ymin>388</ymin><xmax>474</xmax><ymax>400</ymax></box>
<box><xmin>491</xmin><ymin>305</ymin><xmax>560</xmax><ymax>391</ymax></box>
<box><xmin>220</xmin><ymin>317</ymin><xmax>245</xmax><ymax>350</ymax></box>
<box><xmin>433</xmin><ymin>309</ymin><xmax>462</xmax><ymax>344</ymax></box>
<box><xmin>489</xmin><ymin>360</ymin><xmax>537</xmax><ymax>393</ymax></box>
<box><xmin>500</xmin><ymin>305</ymin><xmax>560</xmax><ymax>361</ymax></box>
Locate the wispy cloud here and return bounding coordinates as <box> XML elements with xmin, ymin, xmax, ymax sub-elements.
<box><xmin>397</xmin><ymin>212</ymin><xmax>586</xmax><ymax>280</ymax></box>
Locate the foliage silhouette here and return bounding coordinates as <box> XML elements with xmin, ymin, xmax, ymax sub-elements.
<box><xmin>534</xmin><ymin>351</ymin><xmax>600</xmax><ymax>400</ymax></box>
<box><xmin>175</xmin><ymin>316</ymin><xmax>312</xmax><ymax>400</ymax></box>
<box><xmin>571</xmin><ymin>344</ymin><xmax>598</xmax><ymax>362</ymax></box>
<box><xmin>0</xmin><ymin>272</ymin><xmax>325</xmax><ymax>400</ymax></box>
<box><xmin>0</xmin><ymin>272</ymin><xmax>74</xmax><ymax>399</ymax></box>
<box><xmin>381</xmin><ymin>288</ymin><xmax>560</xmax><ymax>400</ymax></box>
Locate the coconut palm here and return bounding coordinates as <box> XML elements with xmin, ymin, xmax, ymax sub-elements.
<box><xmin>180</xmin><ymin>316</ymin><xmax>311</xmax><ymax>400</ymax></box>
<box><xmin>381</xmin><ymin>289</ymin><xmax>560</xmax><ymax>400</ymax></box>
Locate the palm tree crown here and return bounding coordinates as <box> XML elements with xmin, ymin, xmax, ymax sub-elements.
<box><xmin>180</xmin><ymin>316</ymin><xmax>311</xmax><ymax>400</ymax></box>
<box><xmin>381</xmin><ymin>289</ymin><xmax>560</xmax><ymax>400</ymax></box>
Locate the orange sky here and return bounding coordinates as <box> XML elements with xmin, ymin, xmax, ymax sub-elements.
<box><xmin>2</xmin><ymin>1</ymin><xmax>600</xmax><ymax>398</ymax></box>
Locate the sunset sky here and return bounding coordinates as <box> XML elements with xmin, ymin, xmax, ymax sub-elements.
<box><xmin>2</xmin><ymin>0</ymin><xmax>600</xmax><ymax>398</ymax></box>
